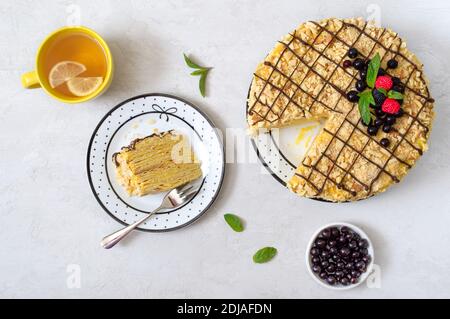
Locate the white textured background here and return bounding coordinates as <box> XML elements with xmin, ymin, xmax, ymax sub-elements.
<box><xmin>1</xmin><ymin>0</ymin><xmax>449</xmax><ymax>298</ymax></box>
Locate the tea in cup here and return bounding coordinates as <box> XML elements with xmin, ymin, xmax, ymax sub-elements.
<box><xmin>21</xmin><ymin>26</ymin><xmax>113</xmax><ymax>103</ymax></box>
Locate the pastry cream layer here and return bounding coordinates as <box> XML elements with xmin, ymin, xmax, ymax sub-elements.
<box><xmin>113</xmin><ymin>131</ymin><xmax>202</xmax><ymax>196</ymax></box>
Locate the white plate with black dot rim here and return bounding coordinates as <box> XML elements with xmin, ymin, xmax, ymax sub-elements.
<box><xmin>87</xmin><ymin>93</ymin><xmax>225</xmax><ymax>232</ymax></box>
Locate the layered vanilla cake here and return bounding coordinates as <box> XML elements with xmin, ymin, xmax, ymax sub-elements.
<box><xmin>247</xmin><ymin>18</ymin><xmax>434</xmax><ymax>202</ymax></box>
<box><xmin>113</xmin><ymin>131</ymin><xmax>202</xmax><ymax>196</ymax></box>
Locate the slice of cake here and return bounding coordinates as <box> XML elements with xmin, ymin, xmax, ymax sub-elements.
<box><xmin>113</xmin><ymin>130</ymin><xmax>202</xmax><ymax>196</ymax></box>
<box><xmin>247</xmin><ymin>18</ymin><xmax>434</xmax><ymax>202</ymax></box>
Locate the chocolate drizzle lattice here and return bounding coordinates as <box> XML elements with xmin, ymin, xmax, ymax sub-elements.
<box><xmin>247</xmin><ymin>18</ymin><xmax>434</xmax><ymax>202</ymax></box>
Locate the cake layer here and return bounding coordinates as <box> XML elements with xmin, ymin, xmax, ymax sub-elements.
<box><xmin>113</xmin><ymin>131</ymin><xmax>202</xmax><ymax>196</ymax></box>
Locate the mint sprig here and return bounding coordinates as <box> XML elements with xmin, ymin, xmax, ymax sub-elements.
<box><xmin>183</xmin><ymin>53</ymin><xmax>212</xmax><ymax>98</ymax></box>
<box><xmin>366</xmin><ymin>53</ymin><xmax>381</xmax><ymax>89</ymax></box>
<box><xmin>358</xmin><ymin>89</ymin><xmax>375</xmax><ymax>125</ymax></box>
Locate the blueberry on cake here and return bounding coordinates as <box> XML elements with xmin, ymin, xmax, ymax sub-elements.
<box><xmin>247</xmin><ymin>18</ymin><xmax>434</xmax><ymax>202</ymax></box>
<box><xmin>113</xmin><ymin>131</ymin><xmax>202</xmax><ymax>196</ymax></box>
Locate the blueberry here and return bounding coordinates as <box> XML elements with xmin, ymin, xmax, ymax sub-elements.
<box><xmin>351</xmin><ymin>251</ymin><xmax>360</xmax><ymax>259</ymax></box>
<box><xmin>327</xmin><ymin>264</ymin><xmax>336</xmax><ymax>274</ymax></box>
<box><xmin>362</xmin><ymin>255</ymin><xmax>372</xmax><ymax>264</ymax></box>
<box><xmin>312</xmin><ymin>256</ymin><xmax>321</xmax><ymax>264</ymax></box>
<box><xmin>341</xmin><ymin>226</ymin><xmax>351</xmax><ymax>233</ymax></box>
<box><xmin>345</xmin><ymin>262</ymin><xmax>354</xmax><ymax>271</ymax></box>
<box><xmin>347</xmin><ymin>90</ymin><xmax>359</xmax><ymax>102</ymax></box>
<box><xmin>375</xmin><ymin>108</ymin><xmax>386</xmax><ymax>117</ymax></box>
<box><xmin>385</xmin><ymin>115</ymin><xmax>396</xmax><ymax>125</ymax></box>
<box><xmin>337</xmin><ymin>261</ymin><xmax>346</xmax><ymax>269</ymax></box>
<box><xmin>360</xmin><ymin>248</ymin><xmax>369</xmax><ymax>256</ymax></box>
<box><xmin>321</xmin><ymin>260</ymin><xmax>330</xmax><ymax>268</ymax></box>
<box><xmin>356</xmin><ymin>261</ymin><xmax>367</xmax><ymax>271</ymax></box>
<box><xmin>321</xmin><ymin>228</ymin><xmax>331</xmax><ymax>239</ymax></box>
<box><xmin>339</xmin><ymin>247</ymin><xmax>351</xmax><ymax>257</ymax></box>
<box><xmin>359</xmin><ymin>69</ymin><xmax>367</xmax><ymax>80</ymax></box>
<box><xmin>343</xmin><ymin>60</ymin><xmax>352</xmax><ymax>68</ymax></box>
<box><xmin>355</xmin><ymin>80</ymin><xmax>366</xmax><ymax>92</ymax></box>
<box><xmin>353</xmin><ymin>58</ymin><xmax>365</xmax><ymax>70</ymax></box>
<box><xmin>392</xmin><ymin>77</ymin><xmax>401</xmax><ymax>85</ymax></box>
<box><xmin>330</xmin><ymin>227</ymin><xmax>340</xmax><ymax>238</ymax></box>
<box><xmin>312</xmin><ymin>264</ymin><xmax>322</xmax><ymax>273</ymax></box>
<box><xmin>380</xmin><ymin>138</ymin><xmax>390</xmax><ymax>148</ymax></box>
<box><xmin>348</xmin><ymin>48</ymin><xmax>359</xmax><ymax>59</ymax></box>
<box><xmin>319</xmin><ymin>272</ymin><xmax>327</xmax><ymax>280</ymax></box>
<box><xmin>329</xmin><ymin>247</ymin><xmax>338</xmax><ymax>255</ymax></box>
<box><xmin>335</xmin><ymin>270</ymin><xmax>345</xmax><ymax>279</ymax></box>
<box><xmin>340</xmin><ymin>277</ymin><xmax>350</xmax><ymax>286</ymax></box>
<box><xmin>358</xmin><ymin>239</ymin><xmax>369</xmax><ymax>248</ymax></box>
<box><xmin>377</xmin><ymin>68</ymin><xmax>386</xmax><ymax>76</ymax></box>
<box><xmin>321</xmin><ymin>250</ymin><xmax>330</xmax><ymax>259</ymax></box>
<box><xmin>338</xmin><ymin>235</ymin><xmax>347</xmax><ymax>245</ymax></box>
<box><xmin>367</xmin><ymin>125</ymin><xmax>378</xmax><ymax>136</ymax></box>
<box><xmin>349</xmin><ymin>240</ymin><xmax>358</xmax><ymax>249</ymax></box>
<box><xmin>382</xmin><ymin>124</ymin><xmax>392</xmax><ymax>133</ymax></box>
<box><xmin>328</xmin><ymin>240</ymin><xmax>337</xmax><ymax>247</ymax></box>
<box><xmin>310</xmin><ymin>248</ymin><xmax>320</xmax><ymax>256</ymax></box>
<box><xmin>387</xmin><ymin>59</ymin><xmax>398</xmax><ymax>69</ymax></box>
<box><xmin>316</xmin><ymin>238</ymin><xmax>327</xmax><ymax>249</ymax></box>
<box><xmin>373</xmin><ymin>89</ymin><xmax>386</xmax><ymax>106</ymax></box>
<box><xmin>326</xmin><ymin>276</ymin><xmax>337</xmax><ymax>286</ymax></box>
<box><xmin>392</xmin><ymin>84</ymin><xmax>405</xmax><ymax>93</ymax></box>
<box><xmin>374</xmin><ymin>118</ymin><xmax>384</xmax><ymax>127</ymax></box>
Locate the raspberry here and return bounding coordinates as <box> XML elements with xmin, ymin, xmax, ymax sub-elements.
<box><xmin>375</xmin><ymin>75</ymin><xmax>393</xmax><ymax>90</ymax></box>
<box><xmin>382</xmin><ymin>98</ymin><xmax>401</xmax><ymax>114</ymax></box>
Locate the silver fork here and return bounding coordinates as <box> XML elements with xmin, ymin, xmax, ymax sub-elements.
<box><xmin>101</xmin><ymin>183</ymin><xmax>200</xmax><ymax>249</ymax></box>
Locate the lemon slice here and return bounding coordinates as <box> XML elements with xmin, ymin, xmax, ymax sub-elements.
<box><xmin>49</xmin><ymin>61</ymin><xmax>86</xmax><ymax>88</ymax></box>
<box><xmin>67</xmin><ymin>77</ymin><xmax>103</xmax><ymax>97</ymax></box>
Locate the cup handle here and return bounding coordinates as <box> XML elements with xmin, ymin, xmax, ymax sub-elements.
<box><xmin>21</xmin><ymin>71</ymin><xmax>41</xmax><ymax>89</ymax></box>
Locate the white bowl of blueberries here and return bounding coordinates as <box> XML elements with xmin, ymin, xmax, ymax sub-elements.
<box><xmin>306</xmin><ymin>222</ymin><xmax>374</xmax><ymax>290</ymax></box>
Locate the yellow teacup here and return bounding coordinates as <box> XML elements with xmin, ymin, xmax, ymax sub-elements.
<box><xmin>21</xmin><ymin>26</ymin><xmax>113</xmax><ymax>104</ymax></box>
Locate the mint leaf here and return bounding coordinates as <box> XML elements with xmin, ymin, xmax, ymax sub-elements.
<box><xmin>183</xmin><ymin>53</ymin><xmax>206</xmax><ymax>70</ymax></box>
<box><xmin>224</xmin><ymin>214</ymin><xmax>244</xmax><ymax>232</ymax></box>
<box><xmin>199</xmin><ymin>72</ymin><xmax>207</xmax><ymax>97</ymax></box>
<box><xmin>366</xmin><ymin>53</ymin><xmax>381</xmax><ymax>88</ymax></box>
<box><xmin>388</xmin><ymin>90</ymin><xmax>404</xmax><ymax>100</ymax></box>
<box><xmin>191</xmin><ymin>70</ymin><xmax>206</xmax><ymax>76</ymax></box>
<box><xmin>253</xmin><ymin>247</ymin><xmax>277</xmax><ymax>264</ymax></box>
<box><xmin>378</xmin><ymin>88</ymin><xmax>387</xmax><ymax>96</ymax></box>
<box><xmin>358</xmin><ymin>90</ymin><xmax>374</xmax><ymax>125</ymax></box>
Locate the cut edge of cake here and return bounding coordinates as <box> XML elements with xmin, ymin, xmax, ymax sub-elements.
<box><xmin>113</xmin><ymin>130</ymin><xmax>203</xmax><ymax>196</ymax></box>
